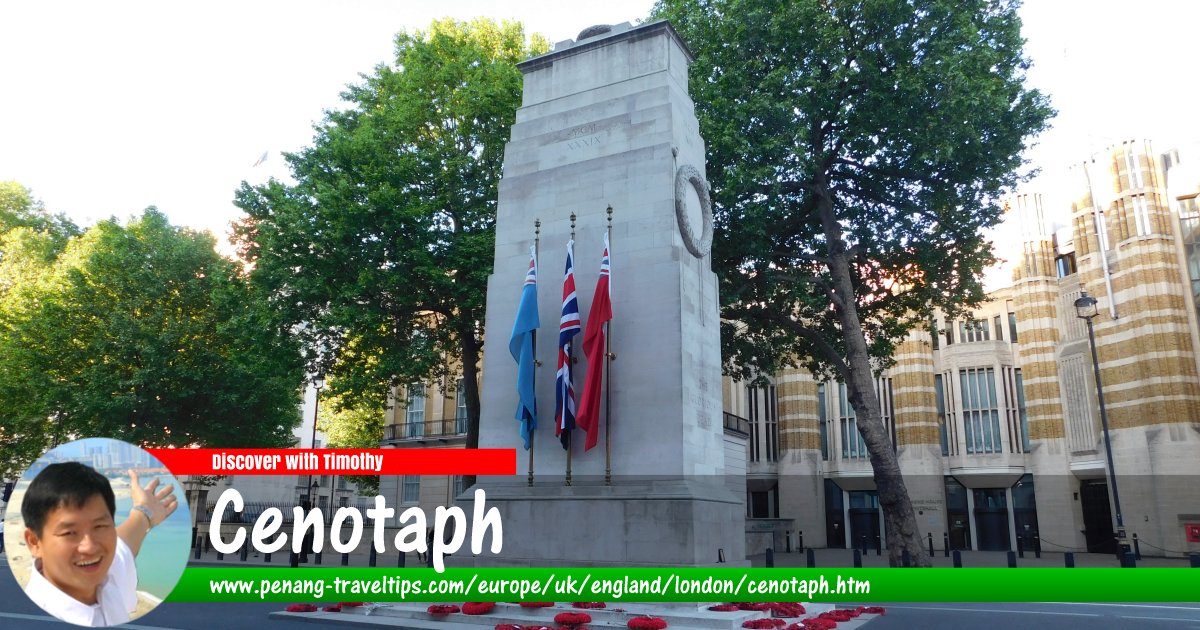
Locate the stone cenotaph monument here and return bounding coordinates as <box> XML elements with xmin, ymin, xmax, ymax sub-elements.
<box><xmin>473</xmin><ymin>20</ymin><xmax>745</xmax><ymax>566</ymax></box>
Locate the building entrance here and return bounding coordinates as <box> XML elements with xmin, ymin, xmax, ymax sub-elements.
<box><xmin>1080</xmin><ymin>479</ymin><xmax>1116</xmax><ymax>554</ymax></box>
<box><xmin>848</xmin><ymin>490</ymin><xmax>881</xmax><ymax>551</ymax></box>
<box><xmin>972</xmin><ymin>488</ymin><xmax>1011</xmax><ymax>551</ymax></box>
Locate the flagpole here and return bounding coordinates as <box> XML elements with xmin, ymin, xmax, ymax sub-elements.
<box><xmin>529</xmin><ymin>219</ymin><xmax>541</xmax><ymax>487</ymax></box>
<box><xmin>565</xmin><ymin>212</ymin><xmax>576</xmax><ymax>487</ymax></box>
<box><xmin>604</xmin><ymin>205</ymin><xmax>614</xmax><ymax>486</ymax></box>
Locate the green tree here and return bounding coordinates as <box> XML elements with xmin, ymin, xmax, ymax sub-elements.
<box><xmin>0</xmin><ymin>182</ymin><xmax>80</xmax><ymax>297</ymax></box>
<box><xmin>234</xmin><ymin>19</ymin><xmax>548</xmax><ymax>458</ymax></box>
<box><xmin>317</xmin><ymin>388</ymin><xmax>384</xmax><ymax>495</ymax></box>
<box><xmin>0</xmin><ymin>181</ymin><xmax>80</xmax><ymax>248</ymax></box>
<box><xmin>653</xmin><ymin>0</ymin><xmax>1053</xmax><ymax>565</ymax></box>
<box><xmin>0</xmin><ymin>209</ymin><xmax>306</xmax><ymax>477</ymax></box>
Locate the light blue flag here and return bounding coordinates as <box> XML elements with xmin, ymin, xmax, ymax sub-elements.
<box><xmin>509</xmin><ymin>246</ymin><xmax>540</xmax><ymax>449</ymax></box>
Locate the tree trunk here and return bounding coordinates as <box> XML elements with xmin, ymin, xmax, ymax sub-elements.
<box><xmin>818</xmin><ymin>187</ymin><xmax>931</xmax><ymax>567</ymax></box>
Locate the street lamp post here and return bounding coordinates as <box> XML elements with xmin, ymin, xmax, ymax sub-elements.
<box><xmin>306</xmin><ymin>374</ymin><xmax>325</xmax><ymax>510</ymax></box>
<box><xmin>1074</xmin><ymin>291</ymin><xmax>1127</xmax><ymax>559</ymax></box>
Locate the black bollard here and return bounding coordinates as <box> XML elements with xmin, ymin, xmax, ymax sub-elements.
<box><xmin>398</xmin><ymin>551</ymin><xmax>406</xmax><ymax>568</ymax></box>
<box><xmin>902</xmin><ymin>549</ymin><xmax>911</xmax><ymax>567</ymax></box>
<box><xmin>786</xmin><ymin>532</ymin><xmax>792</xmax><ymax>553</ymax></box>
<box><xmin>927</xmin><ymin>532</ymin><xmax>934</xmax><ymax>558</ymax></box>
<box><xmin>341</xmin><ymin>552</ymin><xmax>349</xmax><ymax>566</ymax></box>
<box><xmin>315</xmin><ymin>551</ymin><xmax>322</xmax><ymax>565</ymax></box>
<box><xmin>861</xmin><ymin>535</ymin><xmax>868</xmax><ymax>556</ymax></box>
<box><xmin>1190</xmin><ymin>553</ymin><xmax>1200</xmax><ymax>568</ymax></box>
<box><xmin>943</xmin><ymin>532</ymin><xmax>950</xmax><ymax>557</ymax></box>
<box><xmin>952</xmin><ymin>550</ymin><xmax>962</xmax><ymax>568</ymax></box>
<box><xmin>1133</xmin><ymin>534</ymin><xmax>1141</xmax><ymax>561</ymax></box>
<box><xmin>426</xmin><ymin>549</ymin><xmax>433</xmax><ymax>568</ymax></box>
<box><xmin>369</xmin><ymin>547</ymin><xmax>378</xmax><ymax>567</ymax></box>
<box><xmin>765</xmin><ymin>548</ymin><xmax>775</xmax><ymax>568</ymax></box>
<box><xmin>718</xmin><ymin>548</ymin><xmax>726</xmax><ymax>563</ymax></box>
<box><xmin>1121</xmin><ymin>552</ymin><xmax>1136</xmax><ymax>568</ymax></box>
<box><xmin>194</xmin><ymin>543</ymin><xmax>202</xmax><ymax>560</ymax></box>
<box><xmin>799</xmin><ymin>530</ymin><xmax>804</xmax><ymax>551</ymax></box>
<box><xmin>264</xmin><ymin>552</ymin><xmax>272</xmax><ymax>564</ymax></box>
<box><xmin>853</xmin><ymin>549</ymin><xmax>862</xmax><ymax>568</ymax></box>
<box><xmin>1065</xmin><ymin>552</ymin><xmax>1075</xmax><ymax>568</ymax></box>
<box><xmin>806</xmin><ymin>548</ymin><xmax>816</xmax><ymax>568</ymax></box>
<box><xmin>1007</xmin><ymin>551</ymin><xmax>1017</xmax><ymax>568</ymax></box>
<box><xmin>217</xmin><ymin>551</ymin><xmax>224</xmax><ymax>560</ymax></box>
<box><xmin>290</xmin><ymin>551</ymin><xmax>299</xmax><ymax>568</ymax></box>
<box><xmin>875</xmin><ymin>535</ymin><xmax>882</xmax><ymax>556</ymax></box>
<box><xmin>1034</xmin><ymin>535</ymin><xmax>1041</xmax><ymax>559</ymax></box>
<box><xmin>240</xmin><ymin>545</ymin><xmax>248</xmax><ymax>562</ymax></box>
<box><xmin>1017</xmin><ymin>536</ymin><xmax>1025</xmax><ymax>558</ymax></box>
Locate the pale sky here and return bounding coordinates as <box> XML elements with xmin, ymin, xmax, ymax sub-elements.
<box><xmin>3</xmin><ymin>1</ymin><xmax>1199</xmax><ymax>276</ymax></box>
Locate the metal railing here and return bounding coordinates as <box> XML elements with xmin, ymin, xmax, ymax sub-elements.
<box><xmin>384</xmin><ymin>416</ymin><xmax>469</xmax><ymax>442</ymax></box>
<box><xmin>724</xmin><ymin>412</ymin><xmax>751</xmax><ymax>436</ymax></box>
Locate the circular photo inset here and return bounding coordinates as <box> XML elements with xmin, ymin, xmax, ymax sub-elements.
<box><xmin>3</xmin><ymin>438</ymin><xmax>190</xmax><ymax>627</ymax></box>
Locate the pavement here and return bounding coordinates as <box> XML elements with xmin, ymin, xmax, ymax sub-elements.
<box><xmin>747</xmin><ymin>547</ymin><xmax>1196</xmax><ymax>568</ymax></box>
<box><xmin>177</xmin><ymin>542</ymin><xmax>1197</xmax><ymax>569</ymax></box>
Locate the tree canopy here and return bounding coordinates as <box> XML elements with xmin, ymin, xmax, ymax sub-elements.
<box><xmin>0</xmin><ymin>209</ymin><xmax>306</xmax><ymax>477</ymax></box>
<box><xmin>653</xmin><ymin>0</ymin><xmax>1053</xmax><ymax>565</ymax></box>
<box><xmin>234</xmin><ymin>18</ymin><xmax>548</xmax><ymax>450</ymax></box>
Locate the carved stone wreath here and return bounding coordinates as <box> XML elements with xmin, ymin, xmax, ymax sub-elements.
<box><xmin>674</xmin><ymin>163</ymin><xmax>713</xmax><ymax>258</ymax></box>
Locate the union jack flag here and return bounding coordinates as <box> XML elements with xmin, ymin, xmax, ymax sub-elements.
<box><xmin>555</xmin><ymin>240</ymin><xmax>581</xmax><ymax>449</ymax></box>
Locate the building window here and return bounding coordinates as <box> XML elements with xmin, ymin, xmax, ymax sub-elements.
<box><xmin>1015</xmin><ymin>369</ymin><xmax>1030</xmax><ymax>452</ymax></box>
<box><xmin>406</xmin><ymin>384</ymin><xmax>426</xmax><ymax>437</ymax></box>
<box><xmin>993</xmin><ymin>315</ymin><xmax>1003</xmax><ymax>342</ymax></box>
<box><xmin>878</xmin><ymin>377</ymin><xmax>896</xmax><ymax>453</ymax></box>
<box><xmin>745</xmin><ymin>385</ymin><xmax>779</xmax><ymax>463</ymax></box>
<box><xmin>818</xmin><ymin>383</ymin><xmax>829</xmax><ymax>461</ymax></box>
<box><xmin>930</xmin><ymin>320</ymin><xmax>940</xmax><ymax>350</ymax></box>
<box><xmin>455</xmin><ymin>377</ymin><xmax>468</xmax><ymax>434</ymax></box>
<box><xmin>1125</xmin><ymin>148</ymin><xmax>1144</xmax><ymax>190</ymax></box>
<box><xmin>1181</xmin><ymin>195</ymin><xmax>1200</xmax><ymax>322</ymax></box>
<box><xmin>747</xmin><ymin>384</ymin><xmax>759</xmax><ymax>463</ymax></box>
<box><xmin>1132</xmin><ymin>194</ymin><xmax>1152</xmax><ymax>236</ymax></box>
<box><xmin>935</xmin><ymin>374</ymin><xmax>949</xmax><ymax>456</ymax></box>
<box><xmin>960</xmin><ymin>367</ymin><xmax>1002</xmax><ymax>454</ymax></box>
<box><xmin>452</xmin><ymin>475</ymin><xmax>466</xmax><ymax>500</ymax></box>
<box><xmin>766</xmin><ymin>385</ymin><xmax>779</xmax><ymax>462</ymax></box>
<box><xmin>959</xmin><ymin>319</ymin><xmax>990</xmax><ymax>343</ymax></box>
<box><xmin>1055</xmin><ymin>252</ymin><xmax>1075</xmax><ymax>277</ymax></box>
<box><xmin>1008</xmin><ymin>312</ymin><xmax>1018</xmax><ymax>343</ymax></box>
<box><xmin>838</xmin><ymin>382</ymin><xmax>867</xmax><ymax>459</ymax></box>
<box><xmin>402</xmin><ymin>475</ymin><xmax>420</xmax><ymax>503</ymax></box>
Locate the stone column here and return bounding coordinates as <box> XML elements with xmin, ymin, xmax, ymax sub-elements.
<box><xmin>471</xmin><ymin>21</ymin><xmax>744</xmax><ymax>567</ymax></box>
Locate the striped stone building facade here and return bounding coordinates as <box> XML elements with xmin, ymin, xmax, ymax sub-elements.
<box><xmin>731</xmin><ymin>141</ymin><xmax>1200</xmax><ymax>557</ymax></box>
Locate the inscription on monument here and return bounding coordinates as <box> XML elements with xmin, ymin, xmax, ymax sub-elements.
<box><xmin>566</xmin><ymin>135</ymin><xmax>602</xmax><ymax>151</ymax></box>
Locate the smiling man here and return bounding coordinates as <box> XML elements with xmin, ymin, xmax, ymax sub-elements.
<box><xmin>21</xmin><ymin>462</ymin><xmax>178</xmax><ymax>627</ymax></box>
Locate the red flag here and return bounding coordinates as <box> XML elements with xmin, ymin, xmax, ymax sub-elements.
<box><xmin>577</xmin><ymin>233</ymin><xmax>611</xmax><ymax>451</ymax></box>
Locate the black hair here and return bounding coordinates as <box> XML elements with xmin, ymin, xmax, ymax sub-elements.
<box><xmin>21</xmin><ymin>462</ymin><xmax>116</xmax><ymax>536</ymax></box>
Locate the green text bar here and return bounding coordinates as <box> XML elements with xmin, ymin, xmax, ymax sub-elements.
<box><xmin>168</xmin><ymin>567</ymin><xmax>1199</xmax><ymax>603</ymax></box>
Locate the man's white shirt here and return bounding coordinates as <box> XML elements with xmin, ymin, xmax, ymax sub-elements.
<box><xmin>25</xmin><ymin>537</ymin><xmax>138</xmax><ymax>627</ymax></box>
